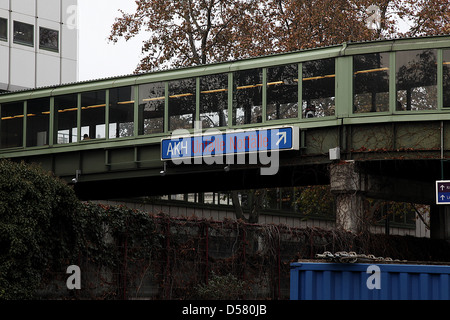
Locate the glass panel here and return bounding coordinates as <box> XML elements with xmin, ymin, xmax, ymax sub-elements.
<box><xmin>443</xmin><ymin>50</ymin><xmax>450</xmax><ymax>108</ymax></box>
<box><xmin>39</xmin><ymin>27</ymin><xmax>59</xmax><ymax>52</ymax></box>
<box><xmin>13</xmin><ymin>21</ymin><xmax>34</xmax><ymax>46</ymax></box>
<box><xmin>186</xmin><ymin>193</ymin><xmax>197</xmax><ymax>203</ymax></box>
<box><xmin>109</xmin><ymin>86</ymin><xmax>134</xmax><ymax>138</ymax></box>
<box><xmin>218</xmin><ymin>192</ymin><xmax>230</xmax><ymax>205</ymax></box>
<box><xmin>81</xmin><ymin>90</ymin><xmax>106</xmax><ymax>140</ymax></box>
<box><xmin>138</xmin><ymin>82</ymin><xmax>164</xmax><ymax>135</ymax></box>
<box><xmin>265</xmin><ymin>188</ymin><xmax>280</xmax><ymax>210</ymax></box>
<box><xmin>267</xmin><ymin>64</ymin><xmax>298</xmax><ymax>120</ymax></box>
<box><xmin>302</xmin><ymin>58</ymin><xmax>335</xmax><ymax>118</ymax></box>
<box><xmin>168</xmin><ymin>78</ymin><xmax>196</xmax><ymax>131</ymax></box>
<box><xmin>1</xmin><ymin>102</ymin><xmax>23</xmax><ymax>148</ymax></box>
<box><xmin>55</xmin><ymin>94</ymin><xmax>78</xmax><ymax>144</ymax></box>
<box><xmin>27</xmin><ymin>98</ymin><xmax>50</xmax><ymax>147</ymax></box>
<box><xmin>396</xmin><ymin>49</ymin><xmax>437</xmax><ymax>111</ymax></box>
<box><xmin>280</xmin><ymin>188</ymin><xmax>294</xmax><ymax>211</ymax></box>
<box><xmin>233</xmin><ymin>68</ymin><xmax>263</xmax><ymax>125</ymax></box>
<box><xmin>353</xmin><ymin>53</ymin><xmax>390</xmax><ymax>113</ymax></box>
<box><xmin>0</xmin><ymin>18</ymin><xmax>7</xmax><ymax>41</ymax></box>
<box><xmin>204</xmin><ymin>192</ymin><xmax>214</xmax><ymax>204</ymax></box>
<box><xmin>200</xmin><ymin>73</ymin><xmax>228</xmax><ymax>128</ymax></box>
<box><xmin>170</xmin><ymin>194</ymin><xmax>185</xmax><ymax>201</ymax></box>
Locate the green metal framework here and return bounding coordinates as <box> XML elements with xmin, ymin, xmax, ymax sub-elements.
<box><xmin>1</xmin><ymin>35</ymin><xmax>450</xmax><ymax>201</ymax></box>
<box><xmin>1</xmin><ymin>35</ymin><xmax>450</xmax><ymax>156</ymax></box>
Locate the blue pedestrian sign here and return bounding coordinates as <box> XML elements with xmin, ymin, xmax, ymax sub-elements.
<box><xmin>436</xmin><ymin>180</ymin><xmax>450</xmax><ymax>204</ymax></box>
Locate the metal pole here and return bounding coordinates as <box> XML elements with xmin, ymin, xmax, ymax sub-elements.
<box><xmin>205</xmin><ymin>225</ymin><xmax>209</xmax><ymax>285</ymax></box>
<box><xmin>123</xmin><ymin>230</ymin><xmax>128</xmax><ymax>300</ymax></box>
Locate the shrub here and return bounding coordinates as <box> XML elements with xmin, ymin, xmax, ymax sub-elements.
<box><xmin>195</xmin><ymin>272</ymin><xmax>248</xmax><ymax>300</ymax></box>
<box><xmin>0</xmin><ymin>160</ymin><xmax>80</xmax><ymax>299</ymax></box>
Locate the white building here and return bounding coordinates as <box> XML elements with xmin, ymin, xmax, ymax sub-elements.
<box><xmin>0</xmin><ymin>0</ymin><xmax>78</xmax><ymax>92</ymax></box>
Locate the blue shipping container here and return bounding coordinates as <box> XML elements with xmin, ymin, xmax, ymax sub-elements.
<box><xmin>290</xmin><ymin>262</ymin><xmax>450</xmax><ymax>300</ymax></box>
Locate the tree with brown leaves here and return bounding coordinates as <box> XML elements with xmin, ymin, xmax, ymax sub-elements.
<box><xmin>109</xmin><ymin>0</ymin><xmax>449</xmax><ymax>73</ymax></box>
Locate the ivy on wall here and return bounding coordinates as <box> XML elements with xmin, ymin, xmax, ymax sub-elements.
<box><xmin>1</xmin><ymin>159</ymin><xmax>450</xmax><ymax>300</ymax></box>
<box><xmin>0</xmin><ymin>160</ymin><xmax>80</xmax><ymax>299</ymax></box>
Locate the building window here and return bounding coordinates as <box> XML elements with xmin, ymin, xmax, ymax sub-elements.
<box><xmin>138</xmin><ymin>82</ymin><xmax>164</xmax><ymax>135</ymax></box>
<box><xmin>168</xmin><ymin>78</ymin><xmax>196</xmax><ymax>131</ymax></box>
<box><xmin>13</xmin><ymin>21</ymin><xmax>34</xmax><ymax>47</ymax></box>
<box><xmin>0</xmin><ymin>18</ymin><xmax>7</xmax><ymax>41</ymax></box>
<box><xmin>233</xmin><ymin>68</ymin><xmax>263</xmax><ymax>125</ymax></box>
<box><xmin>396</xmin><ymin>49</ymin><xmax>437</xmax><ymax>111</ymax></box>
<box><xmin>200</xmin><ymin>73</ymin><xmax>228</xmax><ymax>128</ymax></box>
<box><xmin>55</xmin><ymin>94</ymin><xmax>78</xmax><ymax>144</ymax></box>
<box><xmin>109</xmin><ymin>86</ymin><xmax>134</xmax><ymax>138</ymax></box>
<box><xmin>353</xmin><ymin>53</ymin><xmax>390</xmax><ymax>113</ymax></box>
<box><xmin>302</xmin><ymin>58</ymin><xmax>335</xmax><ymax>118</ymax></box>
<box><xmin>39</xmin><ymin>27</ymin><xmax>59</xmax><ymax>52</ymax></box>
<box><xmin>1</xmin><ymin>102</ymin><xmax>24</xmax><ymax>149</ymax></box>
<box><xmin>267</xmin><ymin>64</ymin><xmax>299</xmax><ymax>120</ymax></box>
<box><xmin>27</xmin><ymin>98</ymin><xmax>50</xmax><ymax>147</ymax></box>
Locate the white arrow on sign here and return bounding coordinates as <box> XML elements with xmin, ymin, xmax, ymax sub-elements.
<box><xmin>441</xmin><ymin>185</ymin><xmax>446</xmax><ymax>191</ymax></box>
<box><xmin>441</xmin><ymin>195</ymin><xmax>446</xmax><ymax>201</ymax></box>
<box><xmin>276</xmin><ymin>132</ymin><xmax>287</xmax><ymax>146</ymax></box>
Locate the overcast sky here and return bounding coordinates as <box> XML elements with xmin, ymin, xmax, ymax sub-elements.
<box><xmin>77</xmin><ymin>0</ymin><xmax>149</xmax><ymax>81</ymax></box>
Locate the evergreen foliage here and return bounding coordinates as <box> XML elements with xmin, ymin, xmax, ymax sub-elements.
<box><xmin>0</xmin><ymin>160</ymin><xmax>80</xmax><ymax>299</ymax></box>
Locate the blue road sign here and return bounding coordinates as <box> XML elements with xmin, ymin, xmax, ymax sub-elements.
<box><xmin>436</xmin><ymin>180</ymin><xmax>450</xmax><ymax>204</ymax></box>
<box><xmin>161</xmin><ymin>126</ymin><xmax>299</xmax><ymax>161</ymax></box>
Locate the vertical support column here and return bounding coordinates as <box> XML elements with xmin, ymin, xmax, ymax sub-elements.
<box><xmin>430</xmin><ymin>205</ymin><xmax>450</xmax><ymax>240</ymax></box>
<box><xmin>335</xmin><ymin>56</ymin><xmax>353</xmax><ymax>118</ymax></box>
<box><xmin>228</xmin><ymin>72</ymin><xmax>233</xmax><ymax>128</ymax></box>
<box><xmin>330</xmin><ymin>160</ymin><xmax>365</xmax><ymax>233</ymax></box>
<box><xmin>333</xmin><ymin>193</ymin><xmax>365</xmax><ymax>232</ymax></box>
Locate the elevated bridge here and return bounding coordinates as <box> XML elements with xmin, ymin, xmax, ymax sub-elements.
<box><xmin>2</xmin><ymin>35</ymin><xmax>450</xmax><ymax>237</ymax></box>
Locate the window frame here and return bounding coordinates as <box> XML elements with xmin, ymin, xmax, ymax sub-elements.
<box><xmin>352</xmin><ymin>52</ymin><xmax>390</xmax><ymax>114</ymax></box>
<box><xmin>232</xmin><ymin>68</ymin><xmax>263</xmax><ymax>126</ymax></box>
<box><xmin>266</xmin><ymin>64</ymin><xmax>299</xmax><ymax>121</ymax></box>
<box><xmin>108</xmin><ymin>86</ymin><xmax>135</xmax><ymax>139</ymax></box>
<box><xmin>0</xmin><ymin>17</ymin><xmax>7</xmax><ymax>42</ymax></box>
<box><xmin>54</xmin><ymin>93</ymin><xmax>79</xmax><ymax>144</ymax></box>
<box><xmin>80</xmin><ymin>90</ymin><xmax>107</xmax><ymax>140</ymax></box>
<box><xmin>138</xmin><ymin>82</ymin><xmax>165</xmax><ymax>135</ymax></box>
<box><xmin>200</xmin><ymin>73</ymin><xmax>229</xmax><ymax>128</ymax></box>
<box><xmin>26</xmin><ymin>97</ymin><xmax>51</xmax><ymax>148</ymax></box>
<box><xmin>395</xmin><ymin>49</ymin><xmax>438</xmax><ymax>112</ymax></box>
<box><xmin>0</xmin><ymin>101</ymin><xmax>25</xmax><ymax>149</ymax></box>
<box><xmin>39</xmin><ymin>26</ymin><xmax>59</xmax><ymax>52</ymax></box>
<box><xmin>302</xmin><ymin>58</ymin><xmax>336</xmax><ymax>119</ymax></box>
<box><xmin>168</xmin><ymin>78</ymin><xmax>196</xmax><ymax>131</ymax></box>
<box><xmin>13</xmin><ymin>20</ymin><xmax>34</xmax><ymax>47</ymax></box>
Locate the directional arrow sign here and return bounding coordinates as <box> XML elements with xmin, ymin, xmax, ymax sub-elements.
<box><xmin>276</xmin><ymin>132</ymin><xmax>287</xmax><ymax>146</ymax></box>
<box><xmin>161</xmin><ymin>126</ymin><xmax>299</xmax><ymax>161</ymax></box>
<box><xmin>436</xmin><ymin>180</ymin><xmax>450</xmax><ymax>204</ymax></box>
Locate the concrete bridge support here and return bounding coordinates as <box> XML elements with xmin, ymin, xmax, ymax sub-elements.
<box><xmin>330</xmin><ymin>161</ymin><xmax>365</xmax><ymax>232</ymax></box>
<box><xmin>330</xmin><ymin>160</ymin><xmax>436</xmax><ymax>235</ymax></box>
<box><xmin>333</xmin><ymin>193</ymin><xmax>365</xmax><ymax>233</ymax></box>
<box><xmin>430</xmin><ymin>205</ymin><xmax>450</xmax><ymax>241</ymax></box>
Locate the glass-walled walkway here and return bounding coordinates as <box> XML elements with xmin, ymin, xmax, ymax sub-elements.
<box><xmin>1</xmin><ymin>35</ymin><xmax>450</xmax><ymax>153</ymax></box>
